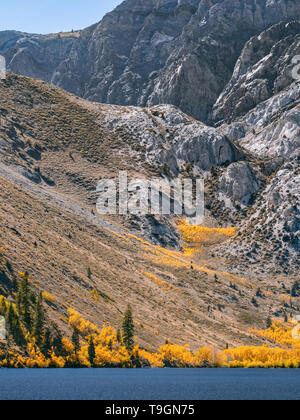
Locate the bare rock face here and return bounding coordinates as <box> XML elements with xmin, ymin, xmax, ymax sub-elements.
<box><xmin>240</xmin><ymin>106</ymin><xmax>300</xmax><ymax>158</ymax></box>
<box><xmin>0</xmin><ymin>31</ymin><xmax>78</xmax><ymax>81</ymax></box>
<box><xmin>219</xmin><ymin>154</ymin><xmax>300</xmax><ymax>275</ymax></box>
<box><xmin>212</xmin><ymin>21</ymin><xmax>300</xmax><ymax>125</ymax></box>
<box><xmin>103</xmin><ymin>104</ymin><xmax>243</xmax><ymax>174</ymax></box>
<box><xmin>101</xmin><ymin>101</ymin><xmax>299</xmax><ymax>275</ymax></box>
<box><xmin>219</xmin><ymin>162</ymin><xmax>261</xmax><ymax>207</ymax></box>
<box><xmin>1</xmin><ymin>0</ymin><xmax>300</xmax><ymax>121</ymax></box>
<box><xmin>220</xmin><ymin>82</ymin><xmax>300</xmax><ymax>158</ymax></box>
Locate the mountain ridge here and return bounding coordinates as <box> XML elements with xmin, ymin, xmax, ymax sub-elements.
<box><xmin>1</xmin><ymin>0</ymin><xmax>300</xmax><ymax>121</ymax></box>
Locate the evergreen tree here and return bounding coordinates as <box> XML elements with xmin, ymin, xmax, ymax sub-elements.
<box><xmin>88</xmin><ymin>336</ymin><xmax>96</xmax><ymax>366</ymax></box>
<box><xmin>0</xmin><ymin>296</ymin><xmax>7</xmax><ymax>316</ymax></box>
<box><xmin>131</xmin><ymin>350</ymin><xmax>141</xmax><ymax>368</ymax></box>
<box><xmin>266</xmin><ymin>317</ymin><xmax>272</xmax><ymax>329</ymax></box>
<box><xmin>52</xmin><ymin>329</ymin><xmax>63</xmax><ymax>356</ymax></box>
<box><xmin>6</xmin><ymin>303</ymin><xmax>16</xmax><ymax>339</ymax></box>
<box><xmin>72</xmin><ymin>326</ymin><xmax>80</xmax><ymax>354</ymax></box>
<box><xmin>5</xmin><ymin>303</ymin><xmax>25</xmax><ymax>347</ymax></box>
<box><xmin>41</xmin><ymin>330</ymin><xmax>52</xmax><ymax>356</ymax></box>
<box><xmin>16</xmin><ymin>275</ymin><xmax>32</xmax><ymax>331</ymax></box>
<box><xmin>16</xmin><ymin>287</ymin><xmax>22</xmax><ymax>316</ymax></box>
<box><xmin>122</xmin><ymin>305</ymin><xmax>134</xmax><ymax>352</ymax></box>
<box><xmin>256</xmin><ymin>288</ymin><xmax>263</xmax><ymax>298</ymax></box>
<box><xmin>251</xmin><ymin>297</ymin><xmax>258</xmax><ymax>307</ymax></box>
<box><xmin>33</xmin><ymin>292</ymin><xmax>44</xmax><ymax>345</ymax></box>
<box><xmin>13</xmin><ymin>315</ymin><xmax>26</xmax><ymax>347</ymax></box>
<box><xmin>11</xmin><ymin>277</ymin><xmax>18</xmax><ymax>292</ymax></box>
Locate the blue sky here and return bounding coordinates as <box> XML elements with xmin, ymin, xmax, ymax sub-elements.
<box><xmin>0</xmin><ymin>0</ymin><xmax>123</xmax><ymax>34</ymax></box>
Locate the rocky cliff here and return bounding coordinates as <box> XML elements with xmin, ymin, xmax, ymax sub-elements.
<box><xmin>1</xmin><ymin>0</ymin><xmax>300</xmax><ymax>122</ymax></box>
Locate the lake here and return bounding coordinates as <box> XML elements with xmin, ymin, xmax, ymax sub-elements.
<box><xmin>0</xmin><ymin>368</ymin><xmax>299</xmax><ymax>400</ymax></box>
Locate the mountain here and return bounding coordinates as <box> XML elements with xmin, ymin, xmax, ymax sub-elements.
<box><xmin>0</xmin><ymin>74</ymin><xmax>265</xmax><ymax>350</ymax></box>
<box><xmin>0</xmin><ymin>0</ymin><xmax>299</xmax><ymax>354</ymax></box>
<box><xmin>1</xmin><ymin>0</ymin><xmax>300</xmax><ymax>122</ymax></box>
<box><xmin>0</xmin><ymin>73</ymin><xmax>298</xmax><ymax>353</ymax></box>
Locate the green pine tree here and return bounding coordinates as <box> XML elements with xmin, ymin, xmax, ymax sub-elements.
<box><xmin>13</xmin><ymin>315</ymin><xmax>26</xmax><ymax>347</ymax></box>
<box><xmin>5</xmin><ymin>303</ymin><xmax>25</xmax><ymax>347</ymax></box>
<box><xmin>16</xmin><ymin>275</ymin><xmax>32</xmax><ymax>331</ymax></box>
<box><xmin>122</xmin><ymin>305</ymin><xmax>135</xmax><ymax>352</ymax></box>
<box><xmin>41</xmin><ymin>330</ymin><xmax>52</xmax><ymax>356</ymax></box>
<box><xmin>0</xmin><ymin>296</ymin><xmax>7</xmax><ymax>316</ymax></box>
<box><xmin>6</xmin><ymin>303</ymin><xmax>16</xmax><ymax>339</ymax></box>
<box><xmin>33</xmin><ymin>293</ymin><xmax>44</xmax><ymax>345</ymax></box>
<box><xmin>52</xmin><ymin>329</ymin><xmax>63</xmax><ymax>356</ymax></box>
<box><xmin>88</xmin><ymin>336</ymin><xmax>96</xmax><ymax>366</ymax></box>
<box><xmin>131</xmin><ymin>350</ymin><xmax>142</xmax><ymax>368</ymax></box>
<box><xmin>72</xmin><ymin>326</ymin><xmax>80</xmax><ymax>355</ymax></box>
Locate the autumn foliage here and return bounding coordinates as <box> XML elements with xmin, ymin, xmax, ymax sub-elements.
<box><xmin>221</xmin><ymin>322</ymin><xmax>300</xmax><ymax>368</ymax></box>
<box><xmin>0</xmin><ymin>297</ymin><xmax>217</xmax><ymax>368</ymax></box>
<box><xmin>1</xmin><ymin>269</ymin><xmax>300</xmax><ymax>369</ymax></box>
<box><xmin>178</xmin><ymin>219</ymin><xmax>237</xmax><ymax>244</ymax></box>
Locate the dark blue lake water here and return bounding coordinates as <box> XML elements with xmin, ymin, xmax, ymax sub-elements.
<box><xmin>0</xmin><ymin>368</ymin><xmax>299</xmax><ymax>400</ymax></box>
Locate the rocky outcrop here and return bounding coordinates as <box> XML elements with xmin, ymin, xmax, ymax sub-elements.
<box><xmin>1</xmin><ymin>1</ymin><xmax>300</xmax><ymax>121</ymax></box>
<box><xmin>103</xmin><ymin>104</ymin><xmax>243</xmax><ymax>174</ymax></box>
<box><xmin>0</xmin><ymin>31</ymin><xmax>79</xmax><ymax>81</ymax></box>
<box><xmin>219</xmin><ymin>152</ymin><xmax>299</xmax><ymax>274</ymax></box>
<box><xmin>219</xmin><ymin>162</ymin><xmax>261</xmax><ymax>207</ymax></box>
<box><xmin>219</xmin><ymin>82</ymin><xmax>300</xmax><ymax>157</ymax></box>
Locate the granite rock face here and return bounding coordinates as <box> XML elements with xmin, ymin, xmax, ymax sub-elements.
<box><xmin>212</xmin><ymin>21</ymin><xmax>300</xmax><ymax>125</ymax></box>
<box><xmin>218</xmin><ymin>153</ymin><xmax>299</xmax><ymax>275</ymax></box>
<box><xmin>1</xmin><ymin>0</ymin><xmax>300</xmax><ymax>121</ymax></box>
<box><xmin>219</xmin><ymin>82</ymin><xmax>300</xmax><ymax>158</ymax></box>
<box><xmin>219</xmin><ymin>162</ymin><xmax>261</xmax><ymax>207</ymax></box>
